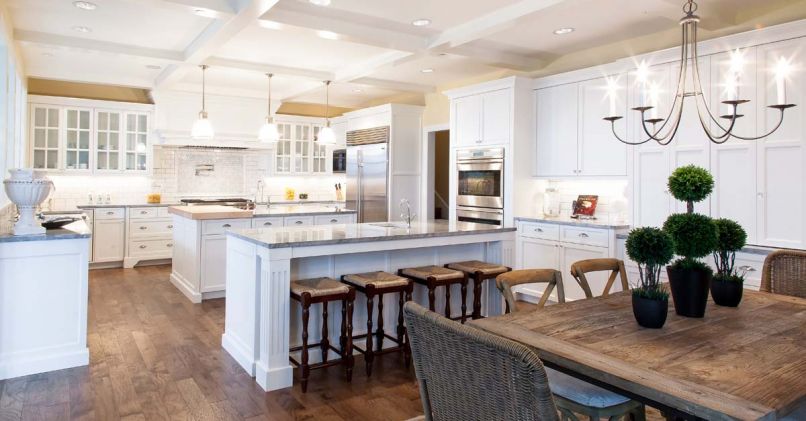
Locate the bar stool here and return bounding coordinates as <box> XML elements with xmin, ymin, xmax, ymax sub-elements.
<box><xmin>290</xmin><ymin>277</ymin><xmax>355</xmax><ymax>393</ymax></box>
<box><xmin>398</xmin><ymin>265</ymin><xmax>469</xmax><ymax>323</ymax></box>
<box><xmin>444</xmin><ymin>260</ymin><xmax>511</xmax><ymax>319</ymax></box>
<box><xmin>341</xmin><ymin>271</ymin><xmax>414</xmax><ymax>376</ymax></box>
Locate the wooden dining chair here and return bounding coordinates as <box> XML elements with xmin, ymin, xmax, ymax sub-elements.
<box><xmin>761</xmin><ymin>249</ymin><xmax>806</xmax><ymax>299</ymax></box>
<box><xmin>569</xmin><ymin>258</ymin><xmax>629</xmax><ymax>298</ymax></box>
<box><xmin>403</xmin><ymin>302</ymin><xmax>559</xmax><ymax>421</ymax></box>
<box><xmin>495</xmin><ymin>269</ymin><xmax>564</xmax><ymax>314</ymax></box>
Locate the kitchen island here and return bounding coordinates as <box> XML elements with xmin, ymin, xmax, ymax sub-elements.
<box><xmin>222</xmin><ymin>220</ymin><xmax>515</xmax><ymax>391</ymax></box>
<box><xmin>168</xmin><ymin>204</ymin><xmax>357</xmax><ymax>302</ymax></box>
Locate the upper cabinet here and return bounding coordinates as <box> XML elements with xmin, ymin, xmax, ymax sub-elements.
<box><xmin>534</xmin><ymin>76</ymin><xmax>627</xmax><ymax>178</ymax></box>
<box><xmin>273</xmin><ymin>118</ymin><xmax>331</xmax><ymax>175</ymax></box>
<box><xmin>452</xmin><ymin>89</ymin><xmax>512</xmax><ymax>147</ymax></box>
<box><xmin>29</xmin><ymin>96</ymin><xmax>153</xmax><ymax>174</ymax></box>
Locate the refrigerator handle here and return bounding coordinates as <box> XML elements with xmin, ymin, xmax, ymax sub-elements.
<box><xmin>357</xmin><ymin>148</ymin><xmax>363</xmax><ymax>222</ymax></box>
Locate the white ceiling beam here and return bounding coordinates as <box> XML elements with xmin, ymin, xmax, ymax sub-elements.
<box><xmin>116</xmin><ymin>0</ymin><xmax>236</xmax><ymax>15</ymax></box>
<box><xmin>155</xmin><ymin>0</ymin><xmax>281</xmax><ymax>89</ymax></box>
<box><xmin>14</xmin><ymin>30</ymin><xmax>185</xmax><ymax>62</ymax></box>
<box><xmin>333</xmin><ymin>51</ymin><xmax>415</xmax><ymax>83</ymax></box>
<box><xmin>449</xmin><ymin>43</ymin><xmax>547</xmax><ymax>71</ymax></box>
<box><xmin>428</xmin><ymin>0</ymin><xmax>568</xmax><ymax>50</ymax></box>
<box><xmin>205</xmin><ymin>57</ymin><xmax>333</xmax><ymax>80</ymax></box>
<box><xmin>351</xmin><ymin>77</ymin><xmax>435</xmax><ymax>94</ymax></box>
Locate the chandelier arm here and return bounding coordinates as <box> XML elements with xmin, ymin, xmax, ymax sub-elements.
<box><xmin>693</xmin><ymin>95</ymin><xmax>738</xmax><ymax>142</ymax></box>
<box><xmin>729</xmin><ymin>108</ymin><xmax>788</xmax><ymax>141</ymax></box>
<box><xmin>608</xmin><ymin>120</ymin><xmax>655</xmax><ymax>145</ymax></box>
<box><xmin>690</xmin><ymin>23</ymin><xmax>737</xmax><ymax>135</ymax></box>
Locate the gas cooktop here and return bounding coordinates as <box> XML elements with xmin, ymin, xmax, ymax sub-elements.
<box><xmin>180</xmin><ymin>198</ymin><xmax>254</xmax><ymax>210</ymax></box>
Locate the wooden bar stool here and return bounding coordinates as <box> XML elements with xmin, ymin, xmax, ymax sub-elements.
<box><xmin>341</xmin><ymin>271</ymin><xmax>414</xmax><ymax>377</ymax></box>
<box><xmin>290</xmin><ymin>277</ymin><xmax>355</xmax><ymax>393</ymax></box>
<box><xmin>445</xmin><ymin>260</ymin><xmax>511</xmax><ymax>319</ymax></box>
<box><xmin>398</xmin><ymin>265</ymin><xmax>469</xmax><ymax>323</ymax></box>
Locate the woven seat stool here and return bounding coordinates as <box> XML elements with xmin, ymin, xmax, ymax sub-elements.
<box><xmin>341</xmin><ymin>271</ymin><xmax>414</xmax><ymax>376</ymax></box>
<box><xmin>398</xmin><ymin>265</ymin><xmax>469</xmax><ymax>323</ymax></box>
<box><xmin>290</xmin><ymin>277</ymin><xmax>355</xmax><ymax>393</ymax></box>
<box><xmin>445</xmin><ymin>260</ymin><xmax>511</xmax><ymax>319</ymax></box>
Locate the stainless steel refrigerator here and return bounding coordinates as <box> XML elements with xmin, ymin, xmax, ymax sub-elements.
<box><xmin>346</xmin><ymin>127</ymin><xmax>389</xmax><ymax>223</ymax></box>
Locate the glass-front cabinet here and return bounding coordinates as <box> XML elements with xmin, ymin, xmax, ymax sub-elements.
<box><xmin>275</xmin><ymin>122</ymin><xmax>293</xmax><ymax>173</ymax></box>
<box><xmin>312</xmin><ymin>125</ymin><xmax>327</xmax><ymax>173</ymax></box>
<box><xmin>274</xmin><ymin>120</ymin><xmax>330</xmax><ymax>175</ymax></box>
<box><xmin>29</xmin><ymin>97</ymin><xmax>152</xmax><ymax>173</ymax></box>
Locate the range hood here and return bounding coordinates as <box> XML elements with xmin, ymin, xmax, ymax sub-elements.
<box><xmin>153</xmin><ymin>129</ymin><xmax>272</xmax><ymax>150</ymax></box>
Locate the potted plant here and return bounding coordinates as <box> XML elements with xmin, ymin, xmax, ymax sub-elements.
<box><xmin>710</xmin><ymin>218</ymin><xmax>748</xmax><ymax>307</ymax></box>
<box><xmin>663</xmin><ymin>165</ymin><xmax>718</xmax><ymax>318</ymax></box>
<box><xmin>625</xmin><ymin>227</ymin><xmax>675</xmax><ymax>328</ymax></box>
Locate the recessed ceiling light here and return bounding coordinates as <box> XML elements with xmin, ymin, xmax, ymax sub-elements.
<box><xmin>553</xmin><ymin>27</ymin><xmax>575</xmax><ymax>35</ymax></box>
<box><xmin>145</xmin><ymin>65</ymin><xmax>162</xmax><ymax>70</ymax></box>
<box><xmin>72</xmin><ymin>25</ymin><xmax>92</xmax><ymax>33</ymax></box>
<box><xmin>258</xmin><ymin>20</ymin><xmax>284</xmax><ymax>30</ymax></box>
<box><xmin>353</xmin><ymin>89</ymin><xmax>363</xmax><ymax>93</ymax></box>
<box><xmin>412</xmin><ymin>19</ymin><xmax>431</xmax><ymax>27</ymax></box>
<box><xmin>309</xmin><ymin>0</ymin><xmax>331</xmax><ymax>6</ymax></box>
<box><xmin>73</xmin><ymin>1</ymin><xmax>97</xmax><ymax>11</ymax></box>
<box><xmin>421</xmin><ymin>68</ymin><xmax>434</xmax><ymax>73</ymax></box>
<box><xmin>316</xmin><ymin>30</ymin><xmax>338</xmax><ymax>40</ymax></box>
<box><xmin>194</xmin><ymin>8</ymin><xmax>216</xmax><ymax>18</ymax></box>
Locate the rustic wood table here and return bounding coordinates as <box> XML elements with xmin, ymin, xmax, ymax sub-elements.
<box><xmin>471</xmin><ymin>289</ymin><xmax>806</xmax><ymax>420</ymax></box>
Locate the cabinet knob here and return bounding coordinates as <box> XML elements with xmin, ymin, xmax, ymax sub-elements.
<box><xmin>535</xmin><ymin>228</ymin><xmax>543</xmax><ymax>232</ymax></box>
<box><xmin>223</xmin><ymin>224</ymin><xmax>231</xmax><ymax>228</ymax></box>
<box><xmin>106</xmin><ymin>211</ymin><xmax>115</xmax><ymax>215</ymax></box>
<box><xmin>140</xmin><ymin>210</ymin><xmax>148</xmax><ymax>214</ymax></box>
<box><xmin>139</xmin><ymin>245</ymin><xmax>147</xmax><ymax>249</ymax></box>
<box><xmin>295</xmin><ymin>221</ymin><xmax>303</xmax><ymax>225</ymax></box>
<box><xmin>579</xmin><ymin>232</ymin><xmax>589</xmax><ymax>238</ymax></box>
<box><xmin>167</xmin><ymin>225</ymin><xmax>173</xmax><ymax>229</ymax></box>
<box><xmin>167</xmin><ymin>243</ymin><xmax>173</xmax><ymax>248</ymax></box>
<box><xmin>264</xmin><ymin>222</ymin><xmax>273</xmax><ymax>226</ymax></box>
<box><xmin>330</xmin><ymin>219</ymin><xmax>338</xmax><ymax>223</ymax></box>
<box><xmin>139</xmin><ymin>226</ymin><xmax>147</xmax><ymax>230</ymax></box>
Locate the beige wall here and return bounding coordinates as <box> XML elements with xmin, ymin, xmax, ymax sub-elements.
<box><xmin>27</xmin><ymin>78</ymin><xmax>153</xmax><ymax>103</ymax></box>
<box><xmin>276</xmin><ymin>101</ymin><xmax>354</xmax><ymax>118</ymax></box>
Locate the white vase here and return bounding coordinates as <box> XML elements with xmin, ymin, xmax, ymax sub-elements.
<box><xmin>3</xmin><ymin>178</ymin><xmax>54</xmax><ymax>235</ymax></box>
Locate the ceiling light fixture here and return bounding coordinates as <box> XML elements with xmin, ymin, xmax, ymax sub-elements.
<box><xmin>412</xmin><ymin>19</ymin><xmax>431</xmax><ymax>27</ymax></box>
<box><xmin>421</xmin><ymin>68</ymin><xmax>434</xmax><ymax>73</ymax></box>
<box><xmin>73</xmin><ymin>1</ymin><xmax>97</xmax><ymax>11</ymax></box>
<box><xmin>317</xmin><ymin>81</ymin><xmax>336</xmax><ymax>145</ymax></box>
<box><xmin>604</xmin><ymin>0</ymin><xmax>796</xmax><ymax>145</ymax></box>
<box><xmin>553</xmin><ymin>27</ymin><xmax>575</xmax><ymax>35</ymax></box>
<box><xmin>259</xmin><ymin>73</ymin><xmax>279</xmax><ymax>143</ymax></box>
<box><xmin>191</xmin><ymin>65</ymin><xmax>215</xmax><ymax>140</ymax></box>
<box><xmin>309</xmin><ymin>0</ymin><xmax>331</xmax><ymax>6</ymax></box>
<box><xmin>316</xmin><ymin>30</ymin><xmax>338</xmax><ymax>40</ymax></box>
<box><xmin>72</xmin><ymin>25</ymin><xmax>92</xmax><ymax>33</ymax></box>
<box><xmin>194</xmin><ymin>8</ymin><xmax>216</xmax><ymax>18</ymax></box>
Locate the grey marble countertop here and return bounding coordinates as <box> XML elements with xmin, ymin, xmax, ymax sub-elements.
<box><xmin>0</xmin><ymin>220</ymin><xmax>91</xmax><ymax>243</ymax></box>
<box><xmin>77</xmin><ymin>203</ymin><xmax>180</xmax><ymax>209</ymax></box>
<box><xmin>227</xmin><ymin>220</ymin><xmax>516</xmax><ymax>249</ymax></box>
<box><xmin>252</xmin><ymin>205</ymin><xmax>356</xmax><ymax>217</ymax></box>
<box><xmin>616</xmin><ymin>232</ymin><xmax>776</xmax><ymax>256</ymax></box>
<box><xmin>515</xmin><ymin>215</ymin><xmax>631</xmax><ymax>229</ymax></box>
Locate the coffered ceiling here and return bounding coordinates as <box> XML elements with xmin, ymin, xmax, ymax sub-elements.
<box><xmin>7</xmin><ymin>0</ymin><xmax>806</xmax><ymax>108</ymax></box>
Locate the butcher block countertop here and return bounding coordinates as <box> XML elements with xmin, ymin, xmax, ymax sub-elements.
<box><xmin>167</xmin><ymin>205</ymin><xmax>356</xmax><ymax>220</ymax></box>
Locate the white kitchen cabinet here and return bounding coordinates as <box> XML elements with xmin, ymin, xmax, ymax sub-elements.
<box><xmin>63</xmin><ymin>107</ymin><xmax>92</xmax><ymax>172</ymax></box>
<box><xmin>92</xmin><ymin>215</ymin><xmax>125</xmax><ymax>263</ymax></box>
<box><xmin>560</xmin><ymin>243</ymin><xmax>611</xmax><ymax>300</ymax></box>
<box><xmin>30</xmin><ymin>106</ymin><xmax>60</xmax><ymax>170</ymax></box>
<box><xmin>201</xmin><ymin>235</ymin><xmax>227</xmax><ymax>293</ymax></box>
<box><xmin>578</xmin><ymin>77</ymin><xmax>628</xmax><ymax>176</ymax></box>
<box><xmin>284</xmin><ymin>216</ymin><xmax>314</xmax><ymax>226</ymax></box>
<box><xmin>124</xmin><ymin>206</ymin><xmax>174</xmax><ymax>268</ymax></box>
<box><xmin>452</xmin><ymin>95</ymin><xmax>482</xmax><ymax>147</ymax></box>
<box><xmin>274</xmin><ymin>118</ymin><xmax>330</xmax><ymax>175</ymax></box>
<box><xmin>314</xmin><ymin>214</ymin><xmax>355</xmax><ymax>225</ymax></box>
<box><xmin>452</xmin><ymin>89</ymin><xmax>512</xmax><ymax>147</ymax></box>
<box><xmin>252</xmin><ymin>217</ymin><xmax>284</xmax><ymax>228</ymax></box>
<box><xmin>535</xmin><ymin>83</ymin><xmax>578</xmax><ymax>177</ymax></box>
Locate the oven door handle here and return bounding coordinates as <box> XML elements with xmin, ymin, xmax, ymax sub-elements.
<box><xmin>457</xmin><ymin>162</ymin><xmax>503</xmax><ymax>171</ymax></box>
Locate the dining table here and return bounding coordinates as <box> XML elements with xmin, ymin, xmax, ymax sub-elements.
<box><xmin>471</xmin><ymin>289</ymin><xmax>806</xmax><ymax>421</ymax></box>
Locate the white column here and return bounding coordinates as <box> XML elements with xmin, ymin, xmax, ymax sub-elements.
<box><xmin>255</xmin><ymin>247</ymin><xmax>294</xmax><ymax>391</ymax></box>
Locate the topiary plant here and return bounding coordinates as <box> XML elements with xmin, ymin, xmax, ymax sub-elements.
<box><xmin>668</xmin><ymin>165</ymin><xmax>714</xmax><ymax>213</ymax></box>
<box><xmin>663</xmin><ymin>212</ymin><xmax>718</xmax><ymax>272</ymax></box>
<box><xmin>712</xmin><ymin>218</ymin><xmax>748</xmax><ymax>281</ymax></box>
<box><xmin>626</xmin><ymin>227</ymin><xmax>674</xmax><ymax>300</ymax></box>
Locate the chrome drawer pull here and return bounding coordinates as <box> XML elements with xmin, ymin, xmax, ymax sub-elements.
<box><xmin>139</xmin><ymin>226</ymin><xmax>147</xmax><ymax>230</ymax></box>
<box><xmin>534</xmin><ymin>228</ymin><xmax>543</xmax><ymax>232</ymax></box>
<box><xmin>106</xmin><ymin>211</ymin><xmax>115</xmax><ymax>215</ymax></box>
<box><xmin>579</xmin><ymin>233</ymin><xmax>589</xmax><ymax>238</ymax></box>
<box><xmin>167</xmin><ymin>225</ymin><xmax>173</xmax><ymax>229</ymax></box>
<box><xmin>264</xmin><ymin>222</ymin><xmax>273</xmax><ymax>226</ymax></box>
<box><xmin>139</xmin><ymin>245</ymin><xmax>147</xmax><ymax>249</ymax></box>
<box><xmin>223</xmin><ymin>224</ymin><xmax>231</xmax><ymax>228</ymax></box>
<box><xmin>295</xmin><ymin>221</ymin><xmax>303</xmax><ymax>225</ymax></box>
<box><xmin>140</xmin><ymin>210</ymin><xmax>148</xmax><ymax>214</ymax></box>
<box><xmin>739</xmin><ymin>265</ymin><xmax>756</xmax><ymax>272</ymax></box>
<box><xmin>167</xmin><ymin>243</ymin><xmax>173</xmax><ymax>248</ymax></box>
<box><xmin>330</xmin><ymin>219</ymin><xmax>338</xmax><ymax>223</ymax></box>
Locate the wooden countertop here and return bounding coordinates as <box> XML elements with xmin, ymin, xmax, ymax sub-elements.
<box><xmin>168</xmin><ymin>205</ymin><xmax>252</xmax><ymax>220</ymax></box>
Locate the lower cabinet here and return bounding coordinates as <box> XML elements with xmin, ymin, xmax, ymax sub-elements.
<box><xmin>92</xmin><ymin>214</ymin><xmax>125</xmax><ymax>263</ymax></box>
<box><xmin>201</xmin><ymin>235</ymin><xmax>227</xmax><ymax>293</ymax></box>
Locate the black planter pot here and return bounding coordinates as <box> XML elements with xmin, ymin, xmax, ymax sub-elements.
<box><xmin>667</xmin><ymin>266</ymin><xmax>712</xmax><ymax>318</ymax></box>
<box><xmin>631</xmin><ymin>294</ymin><xmax>669</xmax><ymax>329</ymax></box>
<box><xmin>711</xmin><ymin>276</ymin><xmax>744</xmax><ymax>307</ymax></box>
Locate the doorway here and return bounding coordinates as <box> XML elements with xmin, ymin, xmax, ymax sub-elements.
<box><xmin>422</xmin><ymin>125</ymin><xmax>451</xmax><ymax>221</ymax></box>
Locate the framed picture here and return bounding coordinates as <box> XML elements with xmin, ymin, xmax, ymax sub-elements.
<box><xmin>572</xmin><ymin>195</ymin><xmax>599</xmax><ymax>217</ymax></box>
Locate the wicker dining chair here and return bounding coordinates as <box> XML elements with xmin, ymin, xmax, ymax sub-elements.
<box><xmin>761</xmin><ymin>249</ymin><xmax>806</xmax><ymax>299</ymax></box>
<box><xmin>403</xmin><ymin>302</ymin><xmax>559</xmax><ymax>421</ymax></box>
<box><xmin>495</xmin><ymin>269</ymin><xmax>565</xmax><ymax>313</ymax></box>
<box><xmin>569</xmin><ymin>258</ymin><xmax>629</xmax><ymax>299</ymax></box>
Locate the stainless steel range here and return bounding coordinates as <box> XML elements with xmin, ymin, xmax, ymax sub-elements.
<box><xmin>456</xmin><ymin>147</ymin><xmax>504</xmax><ymax>225</ymax></box>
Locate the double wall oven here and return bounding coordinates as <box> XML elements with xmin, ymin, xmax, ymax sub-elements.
<box><xmin>456</xmin><ymin>147</ymin><xmax>504</xmax><ymax>225</ymax></box>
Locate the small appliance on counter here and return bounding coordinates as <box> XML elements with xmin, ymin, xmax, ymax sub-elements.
<box><xmin>285</xmin><ymin>187</ymin><xmax>296</xmax><ymax>201</ymax></box>
<box><xmin>571</xmin><ymin>195</ymin><xmax>599</xmax><ymax>219</ymax></box>
<box><xmin>38</xmin><ymin>213</ymin><xmax>84</xmax><ymax>230</ymax></box>
<box><xmin>298</xmin><ymin>193</ymin><xmax>308</xmax><ymax>200</ymax></box>
<box><xmin>3</xmin><ymin>169</ymin><xmax>54</xmax><ymax>235</ymax></box>
<box><xmin>335</xmin><ymin>183</ymin><xmax>343</xmax><ymax>201</ymax></box>
<box><xmin>542</xmin><ymin>187</ymin><xmax>561</xmax><ymax>217</ymax></box>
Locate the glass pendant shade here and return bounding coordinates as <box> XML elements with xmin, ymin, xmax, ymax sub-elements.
<box><xmin>191</xmin><ymin>111</ymin><xmax>215</xmax><ymax>140</ymax></box>
<box><xmin>259</xmin><ymin>117</ymin><xmax>280</xmax><ymax>142</ymax></box>
<box><xmin>318</xmin><ymin>125</ymin><xmax>336</xmax><ymax>145</ymax></box>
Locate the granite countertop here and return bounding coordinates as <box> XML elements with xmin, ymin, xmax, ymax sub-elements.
<box><xmin>168</xmin><ymin>204</ymin><xmax>356</xmax><ymax>220</ymax></box>
<box><xmin>227</xmin><ymin>220</ymin><xmax>516</xmax><ymax>249</ymax></box>
<box><xmin>515</xmin><ymin>215</ymin><xmax>631</xmax><ymax>229</ymax></box>
<box><xmin>77</xmin><ymin>203</ymin><xmax>181</xmax><ymax>209</ymax></box>
<box><xmin>0</xmin><ymin>220</ymin><xmax>91</xmax><ymax>243</ymax></box>
<box><xmin>615</xmin><ymin>232</ymin><xmax>776</xmax><ymax>256</ymax></box>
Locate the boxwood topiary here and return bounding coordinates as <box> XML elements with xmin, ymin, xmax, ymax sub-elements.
<box><xmin>663</xmin><ymin>213</ymin><xmax>718</xmax><ymax>259</ymax></box>
<box><xmin>713</xmin><ymin>218</ymin><xmax>748</xmax><ymax>278</ymax></box>
<box><xmin>625</xmin><ymin>227</ymin><xmax>674</xmax><ymax>300</ymax></box>
<box><xmin>668</xmin><ymin>165</ymin><xmax>714</xmax><ymax>213</ymax></box>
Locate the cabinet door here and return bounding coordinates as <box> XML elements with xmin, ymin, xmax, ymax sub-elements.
<box><xmin>201</xmin><ymin>235</ymin><xmax>226</xmax><ymax>292</ymax></box>
<box><xmin>481</xmin><ymin>89</ymin><xmax>511</xmax><ymax>145</ymax></box>
<box><xmin>756</xmin><ymin>39</ymin><xmax>806</xmax><ymax>249</ymax></box>
<box><xmin>560</xmin><ymin>244</ymin><xmax>611</xmax><ymax>301</ymax></box>
<box><xmin>710</xmin><ymin>48</ymin><xmax>758</xmax><ymax>243</ymax></box>
<box><xmin>332</xmin><ymin>120</ymin><xmax>347</xmax><ymax>147</ymax></box>
<box><xmin>452</xmin><ymin>95</ymin><xmax>481</xmax><ymax>147</ymax></box>
<box><xmin>30</xmin><ymin>106</ymin><xmax>61</xmax><ymax>170</ymax></box>
<box><xmin>96</xmin><ymin>110</ymin><xmax>123</xmax><ymax>171</ymax></box>
<box><xmin>64</xmin><ymin>107</ymin><xmax>92</xmax><ymax>171</ymax></box>
<box><xmin>124</xmin><ymin>112</ymin><xmax>148</xmax><ymax>171</ymax></box>
<box><xmin>311</xmin><ymin>125</ymin><xmax>328</xmax><ymax>173</ymax></box>
<box><xmin>578</xmin><ymin>77</ymin><xmax>627</xmax><ymax>176</ymax></box>
<box><xmin>517</xmin><ymin>238</ymin><xmax>560</xmax><ymax>301</ymax></box>
<box><xmin>535</xmin><ymin>83</ymin><xmax>578</xmax><ymax>177</ymax></box>
<box><xmin>275</xmin><ymin>122</ymin><xmax>293</xmax><ymax>173</ymax></box>
<box><xmin>293</xmin><ymin>123</ymin><xmax>311</xmax><ymax>173</ymax></box>
<box><xmin>92</xmin><ymin>219</ymin><xmax>125</xmax><ymax>262</ymax></box>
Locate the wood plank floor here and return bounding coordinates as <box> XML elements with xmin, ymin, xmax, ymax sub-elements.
<box><xmin>0</xmin><ymin>265</ymin><xmax>665</xmax><ymax>421</ymax></box>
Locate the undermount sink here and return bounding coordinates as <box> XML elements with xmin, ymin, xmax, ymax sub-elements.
<box><xmin>368</xmin><ymin>222</ymin><xmax>411</xmax><ymax>229</ymax></box>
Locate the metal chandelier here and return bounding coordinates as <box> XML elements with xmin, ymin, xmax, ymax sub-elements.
<box><xmin>604</xmin><ymin>0</ymin><xmax>796</xmax><ymax>145</ymax></box>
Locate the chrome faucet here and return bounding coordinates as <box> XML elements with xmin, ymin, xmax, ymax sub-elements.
<box><xmin>400</xmin><ymin>199</ymin><xmax>416</xmax><ymax>228</ymax></box>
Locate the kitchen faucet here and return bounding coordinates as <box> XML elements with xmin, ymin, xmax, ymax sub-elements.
<box><xmin>400</xmin><ymin>199</ymin><xmax>416</xmax><ymax>228</ymax></box>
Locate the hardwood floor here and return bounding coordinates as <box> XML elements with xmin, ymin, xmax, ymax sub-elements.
<box><xmin>0</xmin><ymin>265</ymin><xmax>666</xmax><ymax>421</ymax></box>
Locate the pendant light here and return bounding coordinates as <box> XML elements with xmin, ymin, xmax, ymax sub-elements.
<box><xmin>317</xmin><ymin>80</ymin><xmax>336</xmax><ymax>145</ymax></box>
<box><xmin>191</xmin><ymin>64</ymin><xmax>215</xmax><ymax>140</ymax></box>
<box><xmin>258</xmin><ymin>73</ymin><xmax>280</xmax><ymax>142</ymax></box>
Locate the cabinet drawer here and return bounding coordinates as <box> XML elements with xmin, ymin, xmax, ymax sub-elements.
<box><xmin>519</xmin><ymin>222</ymin><xmax>560</xmax><ymax>241</ymax></box>
<box><xmin>560</xmin><ymin>226</ymin><xmax>609</xmax><ymax>247</ymax></box>
<box><xmin>253</xmin><ymin>217</ymin><xmax>284</xmax><ymax>228</ymax></box>
<box><xmin>734</xmin><ymin>252</ymin><xmax>766</xmax><ymax>290</ymax></box>
<box><xmin>314</xmin><ymin>214</ymin><xmax>354</xmax><ymax>225</ymax></box>
<box><xmin>202</xmin><ymin>219</ymin><xmax>251</xmax><ymax>235</ymax></box>
<box><xmin>284</xmin><ymin>216</ymin><xmax>314</xmax><ymax>227</ymax></box>
<box><xmin>129</xmin><ymin>238</ymin><xmax>174</xmax><ymax>257</ymax></box>
<box><xmin>95</xmin><ymin>208</ymin><xmax>125</xmax><ymax>220</ymax></box>
<box><xmin>130</xmin><ymin>207</ymin><xmax>158</xmax><ymax>219</ymax></box>
<box><xmin>129</xmin><ymin>219</ymin><xmax>174</xmax><ymax>238</ymax></box>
